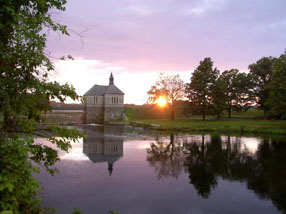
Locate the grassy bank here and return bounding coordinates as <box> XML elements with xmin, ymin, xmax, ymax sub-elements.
<box><xmin>125</xmin><ymin>106</ymin><xmax>286</xmax><ymax>135</ymax></box>
<box><xmin>124</xmin><ymin>105</ymin><xmax>265</xmax><ymax>120</ymax></box>
<box><xmin>131</xmin><ymin>119</ymin><xmax>286</xmax><ymax>136</ymax></box>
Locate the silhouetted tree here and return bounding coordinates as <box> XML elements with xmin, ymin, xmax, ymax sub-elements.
<box><xmin>186</xmin><ymin>58</ymin><xmax>219</xmax><ymax>120</ymax></box>
<box><xmin>211</xmin><ymin>76</ymin><xmax>228</xmax><ymax>119</ymax></box>
<box><xmin>220</xmin><ymin>69</ymin><xmax>253</xmax><ymax>118</ymax></box>
<box><xmin>147</xmin><ymin>73</ymin><xmax>185</xmax><ymax>120</ymax></box>
<box><xmin>249</xmin><ymin>57</ymin><xmax>276</xmax><ymax>119</ymax></box>
<box><xmin>267</xmin><ymin>53</ymin><xmax>286</xmax><ymax>119</ymax></box>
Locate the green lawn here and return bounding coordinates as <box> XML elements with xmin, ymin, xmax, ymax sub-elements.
<box><xmin>125</xmin><ymin>106</ymin><xmax>286</xmax><ymax>136</ymax></box>
<box><xmin>133</xmin><ymin>119</ymin><xmax>286</xmax><ymax>136</ymax></box>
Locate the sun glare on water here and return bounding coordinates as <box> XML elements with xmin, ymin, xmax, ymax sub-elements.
<box><xmin>156</xmin><ymin>96</ymin><xmax>167</xmax><ymax>107</ymax></box>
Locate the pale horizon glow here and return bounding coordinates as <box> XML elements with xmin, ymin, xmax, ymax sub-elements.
<box><xmin>53</xmin><ymin>58</ymin><xmax>192</xmax><ymax>104</ymax></box>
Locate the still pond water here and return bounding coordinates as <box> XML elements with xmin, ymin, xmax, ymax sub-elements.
<box><xmin>36</xmin><ymin>125</ymin><xmax>286</xmax><ymax>214</ymax></box>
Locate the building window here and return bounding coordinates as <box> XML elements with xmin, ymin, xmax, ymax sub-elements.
<box><xmin>112</xmin><ymin>97</ymin><xmax>118</xmax><ymax>104</ymax></box>
<box><xmin>94</xmin><ymin>96</ymin><xmax>98</xmax><ymax>104</ymax></box>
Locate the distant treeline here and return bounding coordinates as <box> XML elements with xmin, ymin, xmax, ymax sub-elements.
<box><xmin>50</xmin><ymin>101</ymin><xmax>84</xmax><ymax>110</ymax></box>
<box><xmin>125</xmin><ymin>103</ymin><xmax>262</xmax><ymax>120</ymax></box>
<box><xmin>185</xmin><ymin>51</ymin><xmax>286</xmax><ymax>120</ymax></box>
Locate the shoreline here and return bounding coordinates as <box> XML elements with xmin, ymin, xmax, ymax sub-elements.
<box><xmin>126</xmin><ymin>119</ymin><xmax>286</xmax><ymax>137</ymax></box>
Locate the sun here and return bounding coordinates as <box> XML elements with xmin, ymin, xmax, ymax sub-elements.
<box><xmin>156</xmin><ymin>96</ymin><xmax>167</xmax><ymax>108</ymax></box>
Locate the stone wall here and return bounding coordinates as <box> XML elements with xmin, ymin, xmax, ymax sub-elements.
<box><xmin>42</xmin><ymin>107</ymin><xmax>124</xmax><ymax>125</ymax></box>
<box><xmin>104</xmin><ymin>107</ymin><xmax>124</xmax><ymax>121</ymax></box>
<box><xmin>85</xmin><ymin>105</ymin><xmax>104</xmax><ymax>124</ymax></box>
<box><xmin>43</xmin><ymin>110</ymin><xmax>84</xmax><ymax>124</ymax></box>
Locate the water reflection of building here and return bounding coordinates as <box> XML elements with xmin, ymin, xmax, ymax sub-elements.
<box><xmin>82</xmin><ymin>125</ymin><xmax>124</xmax><ymax>175</ymax></box>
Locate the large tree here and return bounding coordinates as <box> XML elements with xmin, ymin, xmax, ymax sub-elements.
<box><xmin>267</xmin><ymin>53</ymin><xmax>286</xmax><ymax>119</ymax></box>
<box><xmin>186</xmin><ymin>57</ymin><xmax>219</xmax><ymax>120</ymax></box>
<box><xmin>0</xmin><ymin>1</ymin><xmax>83</xmax><ymax>213</ymax></box>
<box><xmin>147</xmin><ymin>73</ymin><xmax>185</xmax><ymax>120</ymax></box>
<box><xmin>221</xmin><ymin>69</ymin><xmax>253</xmax><ymax>118</ymax></box>
<box><xmin>211</xmin><ymin>76</ymin><xmax>228</xmax><ymax>119</ymax></box>
<box><xmin>249</xmin><ymin>57</ymin><xmax>276</xmax><ymax>119</ymax></box>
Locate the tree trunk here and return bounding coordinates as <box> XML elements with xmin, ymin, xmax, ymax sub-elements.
<box><xmin>203</xmin><ymin>96</ymin><xmax>206</xmax><ymax>121</ymax></box>
<box><xmin>170</xmin><ymin>104</ymin><xmax>175</xmax><ymax>120</ymax></box>
<box><xmin>264</xmin><ymin>109</ymin><xmax>268</xmax><ymax>120</ymax></box>
<box><xmin>228</xmin><ymin>104</ymin><xmax>232</xmax><ymax>118</ymax></box>
<box><xmin>202</xmin><ymin>134</ymin><xmax>205</xmax><ymax>158</ymax></box>
<box><xmin>171</xmin><ymin>109</ymin><xmax>175</xmax><ymax>120</ymax></box>
<box><xmin>169</xmin><ymin>133</ymin><xmax>175</xmax><ymax>158</ymax></box>
<box><xmin>217</xmin><ymin>112</ymin><xmax>220</xmax><ymax>120</ymax></box>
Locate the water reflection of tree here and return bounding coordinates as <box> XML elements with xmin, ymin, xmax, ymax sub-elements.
<box><xmin>246</xmin><ymin>138</ymin><xmax>286</xmax><ymax>212</ymax></box>
<box><xmin>146</xmin><ymin>133</ymin><xmax>286</xmax><ymax>212</ymax></box>
<box><xmin>184</xmin><ymin>134</ymin><xmax>222</xmax><ymax>198</ymax></box>
<box><xmin>146</xmin><ymin>134</ymin><xmax>185</xmax><ymax>179</ymax></box>
<box><xmin>184</xmin><ymin>135</ymin><xmax>286</xmax><ymax>212</ymax></box>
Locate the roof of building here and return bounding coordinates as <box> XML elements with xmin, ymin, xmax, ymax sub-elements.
<box><xmin>84</xmin><ymin>84</ymin><xmax>124</xmax><ymax>96</ymax></box>
<box><xmin>85</xmin><ymin>153</ymin><xmax>122</xmax><ymax>164</ymax></box>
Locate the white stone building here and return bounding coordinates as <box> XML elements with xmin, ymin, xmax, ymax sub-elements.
<box><xmin>84</xmin><ymin>73</ymin><xmax>124</xmax><ymax>123</ymax></box>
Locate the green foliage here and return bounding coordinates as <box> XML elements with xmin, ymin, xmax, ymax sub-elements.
<box><xmin>249</xmin><ymin>57</ymin><xmax>276</xmax><ymax>119</ymax></box>
<box><xmin>0</xmin><ymin>137</ymin><xmax>41</xmax><ymax>214</ymax></box>
<box><xmin>0</xmin><ymin>211</ymin><xmax>13</xmax><ymax>214</ymax></box>
<box><xmin>0</xmin><ymin>0</ymin><xmax>84</xmax><ymax>213</ymax></box>
<box><xmin>267</xmin><ymin>53</ymin><xmax>286</xmax><ymax>119</ymax></box>
<box><xmin>184</xmin><ymin>53</ymin><xmax>286</xmax><ymax>121</ymax></box>
<box><xmin>0</xmin><ymin>0</ymin><xmax>79</xmax><ymax>133</ymax></box>
<box><xmin>211</xmin><ymin>76</ymin><xmax>228</xmax><ymax>118</ymax></box>
<box><xmin>220</xmin><ymin>69</ymin><xmax>253</xmax><ymax>118</ymax></box>
<box><xmin>186</xmin><ymin>57</ymin><xmax>219</xmax><ymax>120</ymax></box>
<box><xmin>72</xmin><ymin>208</ymin><xmax>84</xmax><ymax>214</ymax></box>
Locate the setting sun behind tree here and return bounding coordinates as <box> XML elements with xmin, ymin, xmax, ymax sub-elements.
<box><xmin>147</xmin><ymin>73</ymin><xmax>185</xmax><ymax>120</ymax></box>
<box><xmin>156</xmin><ymin>96</ymin><xmax>168</xmax><ymax>108</ymax></box>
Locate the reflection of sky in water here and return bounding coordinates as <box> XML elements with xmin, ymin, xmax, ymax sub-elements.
<box><xmin>39</xmin><ymin>135</ymin><xmax>261</xmax><ymax>161</ymax></box>
<box><xmin>221</xmin><ymin>136</ymin><xmax>260</xmax><ymax>153</ymax></box>
<box><xmin>60</xmin><ymin>139</ymin><xmax>90</xmax><ymax>161</ymax></box>
<box><xmin>35</xmin><ymin>126</ymin><xmax>282</xmax><ymax>214</ymax></box>
<box><xmin>241</xmin><ymin>137</ymin><xmax>259</xmax><ymax>153</ymax></box>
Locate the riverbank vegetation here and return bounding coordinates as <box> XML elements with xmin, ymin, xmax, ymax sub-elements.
<box><xmin>137</xmin><ymin>119</ymin><xmax>286</xmax><ymax>136</ymax></box>
<box><xmin>147</xmin><ymin>52</ymin><xmax>286</xmax><ymax>121</ymax></box>
<box><xmin>125</xmin><ymin>106</ymin><xmax>286</xmax><ymax>135</ymax></box>
<box><xmin>0</xmin><ymin>1</ymin><xmax>83</xmax><ymax>213</ymax></box>
<box><xmin>136</xmin><ymin>51</ymin><xmax>286</xmax><ymax>135</ymax></box>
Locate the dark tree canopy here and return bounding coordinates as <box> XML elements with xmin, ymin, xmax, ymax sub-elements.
<box><xmin>186</xmin><ymin>57</ymin><xmax>219</xmax><ymax>120</ymax></box>
<box><xmin>211</xmin><ymin>76</ymin><xmax>228</xmax><ymax>119</ymax></box>
<box><xmin>220</xmin><ymin>69</ymin><xmax>253</xmax><ymax>118</ymax></box>
<box><xmin>249</xmin><ymin>57</ymin><xmax>276</xmax><ymax>119</ymax></box>
<box><xmin>267</xmin><ymin>53</ymin><xmax>286</xmax><ymax>119</ymax></box>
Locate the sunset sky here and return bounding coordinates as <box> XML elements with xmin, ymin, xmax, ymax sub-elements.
<box><xmin>47</xmin><ymin>0</ymin><xmax>286</xmax><ymax>104</ymax></box>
